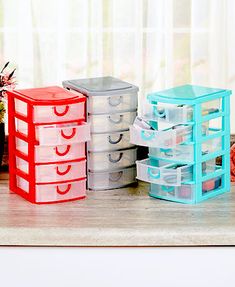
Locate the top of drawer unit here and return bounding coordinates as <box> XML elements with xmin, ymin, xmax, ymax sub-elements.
<box><xmin>63</xmin><ymin>76</ymin><xmax>139</xmax><ymax>96</ymax></box>
<box><xmin>148</xmin><ymin>84</ymin><xmax>231</xmax><ymax>104</ymax></box>
<box><xmin>10</xmin><ymin>86</ymin><xmax>85</xmax><ymax>105</ymax></box>
<box><xmin>9</xmin><ymin>86</ymin><xmax>86</xmax><ymax>124</ymax></box>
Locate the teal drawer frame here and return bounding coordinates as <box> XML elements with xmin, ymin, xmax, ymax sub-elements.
<box><xmin>144</xmin><ymin>85</ymin><xmax>231</xmax><ymax>204</ymax></box>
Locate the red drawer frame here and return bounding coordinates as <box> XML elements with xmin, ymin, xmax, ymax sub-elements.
<box><xmin>7</xmin><ymin>87</ymin><xmax>88</xmax><ymax>204</ymax></box>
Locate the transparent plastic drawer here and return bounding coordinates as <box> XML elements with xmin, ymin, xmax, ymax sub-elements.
<box><xmin>88</xmin><ymin>166</ymin><xmax>136</xmax><ymax>190</ymax></box>
<box><xmin>88</xmin><ymin>92</ymin><xmax>138</xmax><ymax>114</ymax></box>
<box><xmin>202</xmin><ymin>157</ymin><xmax>221</xmax><ymax>176</ymax></box>
<box><xmin>16</xmin><ymin>157</ymin><xmax>86</xmax><ymax>184</ymax></box>
<box><xmin>89</xmin><ymin>111</ymin><xmax>136</xmax><ymax>133</ymax></box>
<box><xmin>202</xmin><ymin>137</ymin><xmax>222</xmax><ymax>155</ymax></box>
<box><xmin>148</xmin><ymin>136</ymin><xmax>222</xmax><ymax>162</ymax></box>
<box><xmin>15</xmin><ymin>98</ymin><xmax>85</xmax><ymax>123</ymax></box>
<box><xmin>15</xmin><ymin>98</ymin><xmax>28</xmax><ymax>117</ymax></box>
<box><xmin>16</xmin><ymin>119</ymin><xmax>90</xmax><ymax>146</ymax></box>
<box><xmin>88</xmin><ymin>130</ymin><xmax>134</xmax><ymax>152</ymax></box>
<box><xmin>37</xmin><ymin>122</ymin><xmax>91</xmax><ymax>146</ymax></box>
<box><xmin>130</xmin><ymin>124</ymin><xmax>192</xmax><ymax>148</ymax></box>
<box><xmin>16</xmin><ymin>176</ymin><xmax>29</xmax><ymax>193</ymax></box>
<box><xmin>201</xmin><ymin>98</ymin><xmax>221</xmax><ymax>116</ymax></box>
<box><xmin>150</xmin><ymin>183</ymin><xmax>194</xmax><ymax>202</ymax></box>
<box><xmin>149</xmin><ymin>145</ymin><xmax>194</xmax><ymax>162</ymax></box>
<box><xmin>16</xmin><ymin>176</ymin><xmax>86</xmax><ymax>203</ymax></box>
<box><xmin>142</xmin><ymin>103</ymin><xmax>193</xmax><ymax>123</ymax></box>
<box><xmin>201</xmin><ymin>116</ymin><xmax>222</xmax><ymax>141</ymax></box>
<box><xmin>88</xmin><ymin>148</ymin><xmax>137</xmax><ymax>172</ymax></box>
<box><xmin>137</xmin><ymin>159</ymin><xmax>192</xmax><ymax>186</ymax></box>
<box><xmin>202</xmin><ymin>176</ymin><xmax>222</xmax><ymax>194</ymax></box>
<box><xmin>142</xmin><ymin>98</ymin><xmax>221</xmax><ymax>123</ymax></box>
<box><xmin>16</xmin><ymin>138</ymin><xmax>85</xmax><ymax>163</ymax></box>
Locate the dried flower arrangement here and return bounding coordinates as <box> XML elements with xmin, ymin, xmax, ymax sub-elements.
<box><xmin>0</xmin><ymin>62</ymin><xmax>16</xmax><ymax>169</ymax></box>
<box><xmin>0</xmin><ymin>61</ymin><xmax>16</xmax><ymax>123</ymax></box>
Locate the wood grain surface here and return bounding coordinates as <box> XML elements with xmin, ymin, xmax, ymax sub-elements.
<box><xmin>0</xmin><ymin>176</ymin><xmax>235</xmax><ymax>246</ymax></box>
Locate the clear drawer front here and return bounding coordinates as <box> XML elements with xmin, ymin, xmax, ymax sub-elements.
<box><xmin>88</xmin><ymin>148</ymin><xmax>137</xmax><ymax>172</ymax></box>
<box><xmin>137</xmin><ymin>159</ymin><xmax>192</xmax><ymax>186</ymax></box>
<box><xmin>88</xmin><ymin>130</ymin><xmax>134</xmax><ymax>152</ymax></box>
<box><xmin>88</xmin><ymin>167</ymin><xmax>136</xmax><ymax>190</ymax></box>
<box><xmin>16</xmin><ymin>157</ymin><xmax>86</xmax><ymax>184</ymax></box>
<box><xmin>88</xmin><ymin>92</ymin><xmax>138</xmax><ymax>114</ymax></box>
<box><xmin>130</xmin><ymin>124</ymin><xmax>192</xmax><ymax>148</ymax></box>
<box><xmin>89</xmin><ymin>111</ymin><xmax>136</xmax><ymax>133</ymax></box>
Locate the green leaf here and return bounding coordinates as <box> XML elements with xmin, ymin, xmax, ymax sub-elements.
<box><xmin>0</xmin><ymin>61</ymin><xmax>9</xmax><ymax>73</ymax></box>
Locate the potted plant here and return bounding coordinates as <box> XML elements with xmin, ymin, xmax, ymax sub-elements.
<box><xmin>0</xmin><ymin>62</ymin><xmax>16</xmax><ymax>168</ymax></box>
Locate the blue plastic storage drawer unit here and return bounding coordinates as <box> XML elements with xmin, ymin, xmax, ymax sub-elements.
<box><xmin>131</xmin><ymin>84</ymin><xmax>231</xmax><ymax>204</ymax></box>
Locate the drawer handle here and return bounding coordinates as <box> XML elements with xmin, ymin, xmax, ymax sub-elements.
<box><xmin>108</xmin><ymin>96</ymin><xmax>123</xmax><ymax>107</ymax></box>
<box><xmin>161</xmin><ymin>185</ymin><xmax>174</xmax><ymax>192</ymax></box>
<box><xmin>108</xmin><ymin>134</ymin><xmax>123</xmax><ymax>144</ymax></box>
<box><xmin>160</xmin><ymin>148</ymin><xmax>179</xmax><ymax>157</ymax></box>
<box><xmin>56</xmin><ymin>184</ymin><xmax>71</xmax><ymax>195</ymax></box>
<box><xmin>109</xmin><ymin>171</ymin><xmax>123</xmax><ymax>182</ymax></box>
<box><xmin>108</xmin><ymin>152</ymin><xmax>123</xmax><ymax>163</ymax></box>
<box><xmin>53</xmin><ymin>105</ymin><xmax>69</xmax><ymax>116</ymax></box>
<box><xmin>56</xmin><ymin>165</ymin><xmax>71</xmax><ymax>175</ymax></box>
<box><xmin>164</xmin><ymin>175</ymin><xmax>177</xmax><ymax>184</ymax></box>
<box><xmin>160</xmin><ymin>148</ymin><xmax>172</xmax><ymax>153</ymax></box>
<box><xmin>108</xmin><ymin>114</ymin><xmax>123</xmax><ymax>124</ymax></box>
<box><xmin>147</xmin><ymin>167</ymin><xmax>160</xmax><ymax>179</ymax></box>
<box><xmin>55</xmin><ymin>145</ymin><xmax>71</xmax><ymax>156</ymax></box>
<box><xmin>153</xmin><ymin>106</ymin><xmax>166</xmax><ymax>118</ymax></box>
<box><xmin>141</xmin><ymin>130</ymin><xmax>155</xmax><ymax>141</ymax></box>
<box><xmin>61</xmin><ymin>128</ymin><xmax>76</xmax><ymax>139</ymax></box>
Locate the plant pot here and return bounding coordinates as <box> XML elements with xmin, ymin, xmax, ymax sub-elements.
<box><xmin>0</xmin><ymin>122</ymin><xmax>5</xmax><ymax>168</ymax></box>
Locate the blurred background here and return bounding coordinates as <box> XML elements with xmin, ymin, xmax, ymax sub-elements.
<box><xmin>0</xmin><ymin>0</ymin><xmax>234</xmax><ymax>130</ymax></box>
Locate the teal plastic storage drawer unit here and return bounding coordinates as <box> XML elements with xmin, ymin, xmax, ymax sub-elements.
<box><xmin>131</xmin><ymin>84</ymin><xmax>231</xmax><ymax>204</ymax></box>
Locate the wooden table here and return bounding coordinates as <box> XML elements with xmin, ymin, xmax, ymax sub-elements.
<box><xmin>1</xmin><ymin>174</ymin><xmax>235</xmax><ymax>246</ymax></box>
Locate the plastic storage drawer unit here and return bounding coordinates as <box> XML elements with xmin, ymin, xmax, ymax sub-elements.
<box><xmin>63</xmin><ymin>76</ymin><xmax>138</xmax><ymax>190</ymax></box>
<box><xmin>8</xmin><ymin>86</ymin><xmax>90</xmax><ymax>204</ymax></box>
<box><xmin>131</xmin><ymin>84</ymin><xmax>231</xmax><ymax>204</ymax></box>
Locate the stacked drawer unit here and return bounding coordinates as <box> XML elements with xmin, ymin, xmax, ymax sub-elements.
<box><xmin>7</xmin><ymin>86</ymin><xmax>90</xmax><ymax>204</ymax></box>
<box><xmin>130</xmin><ymin>84</ymin><xmax>231</xmax><ymax>204</ymax></box>
<box><xmin>63</xmin><ymin>77</ymin><xmax>138</xmax><ymax>190</ymax></box>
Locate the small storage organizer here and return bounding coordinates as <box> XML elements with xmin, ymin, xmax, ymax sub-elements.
<box><xmin>63</xmin><ymin>77</ymin><xmax>138</xmax><ymax>190</ymax></box>
<box><xmin>8</xmin><ymin>86</ymin><xmax>90</xmax><ymax>204</ymax></box>
<box><xmin>130</xmin><ymin>84</ymin><xmax>231</xmax><ymax>204</ymax></box>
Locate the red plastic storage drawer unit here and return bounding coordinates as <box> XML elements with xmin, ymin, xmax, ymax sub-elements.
<box><xmin>7</xmin><ymin>86</ymin><xmax>90</xmax><ymax>204</ymax></box>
